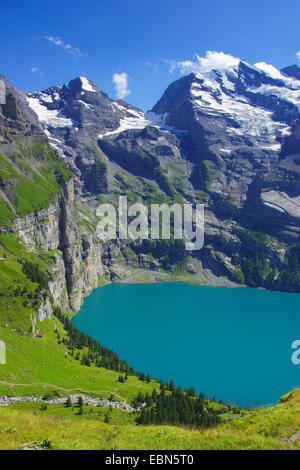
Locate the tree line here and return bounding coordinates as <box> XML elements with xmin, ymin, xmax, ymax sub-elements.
<box><xmin>53</xmin><ymin>307</ymin><xmax>145</xmax><ymax>377</ymax></box>
<box><xmin>134</xmin><ymin>381</ymin><xmax>222</xmax><ymax>428</ymax></box>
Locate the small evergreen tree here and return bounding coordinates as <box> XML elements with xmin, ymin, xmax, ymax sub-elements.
<box><xmin>169</xmin><ymin>379</ymin><xmax>175</xmax><ymax>393</ymax></box>
<box><xmin>188</xmin><ymin>387</ymin><xmax>197</xmax><ymax>397</ymax></box>
<box><xmin>66</xmin><ymin>396</ymin><xmax>72</xmax><ymax>407</ymax></box>
<box><xmin>78</xmin><ymin>396</ymin><xmax>84</xmax><ymax>407</ymax></box>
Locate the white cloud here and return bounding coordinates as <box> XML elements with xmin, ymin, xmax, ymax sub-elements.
<box><xmin>167</xmin><ymin>51</ymin><xmax>240</xmax><ymax>75</ymax></box>
<box><xmin>112</xmin><ymin>72</ymin><xmax>131</xmax><ymax>99</ymax></box>
<box><xmin>30</xmin><ymin>66</ymin><xmax>43</xmax><ymax>76</ymax></box>
<box><xmin>296</xmin><ymin>51</ymin><xmax>300</xmax><ymax>60</ymax></box>
<box><xmin>45</xmin><ymin>36</ymin><xmax>84</xmax><ymax>58</ymax></box>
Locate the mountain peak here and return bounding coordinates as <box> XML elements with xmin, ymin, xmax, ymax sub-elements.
<box><xmin>66</xmin><ymin>76</ymin><xmax>99</xmax><ymax>95</ymax></box>
<box><xmin>281</xmin><ymin>64</ymin><xmax>300</xmax><ymax>80</ymax></box>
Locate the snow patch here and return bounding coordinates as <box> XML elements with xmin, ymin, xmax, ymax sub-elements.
<box><xmin>251</xmin><ymin>83</ymin><xmax>300</xmax><ymax>112</ymax></box>
<box><xmin>27</xmin><ymin>97</ymin><xmax>76</xmax><ymax>128</ymax></box>
<box><xmin>39</xmin><ymin>93</ymin><xmax>53</xmax><ymax>103</ymax></box>
<box><xmin>262</xmin><ymin>190</ymin><xmax>300</xmax><ymax>217</ymax></box>
<box><xmin>99</xmin><ymin>112</ymin><xmax>152</xmax><ymax>137</ymax></box>
<box><xmin>260</xmin><ymin>143</ymin><xmax>282</xmax><ymax>151</ymax></box>
<box><xmin>43</xmin><ymin>129</ymin><xmax>64</xmax><ymax>156</ymax></box>
<box><xmin>190</xmin><ymin>71</ymin><xmax>291</xmax><ymax>147</ymax></box>
<box><xmin>98</xmin><ymin>107</ymin><xmax>169</xmax><ymax>138</ymax></box>
<box><xmin>78</xmin><ymin>100</ymin><xmax>93</xmax><ymax>109</ymax></box>
<box><xmin>80</xmin><ymin>76</ymin><xmax>96</xmax><ymax>92</ymax></box>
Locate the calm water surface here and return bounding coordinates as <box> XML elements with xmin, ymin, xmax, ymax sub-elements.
<box><xmin>72</xmin><ymin>283</ymin><xmax>300</xmax><ymax>408</ymax></box>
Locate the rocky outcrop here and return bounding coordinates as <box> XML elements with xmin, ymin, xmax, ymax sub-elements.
<box><xmin>0</xmin><ymin>73</ymin><xmax>45</xmax><ymax>143</ymax></box>
<box><xmin>12</xmin><ymin>175</ymin><xmax>106</xmax><ymax>313</ymax></box>
<box><xmin>13</xmin><ymin>200</ymin><xmax>61</xmax><ymax>251</ymax></box>
<box><xmin>37</xmin><ymin>298</ymin><xmax>52</xmax><ymax>321</ymax></box>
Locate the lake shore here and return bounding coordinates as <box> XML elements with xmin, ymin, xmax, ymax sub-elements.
<box><xmin>105</xmin><ymin>266</ymin><xmax>241</xmax><ymax>289</ymax></box>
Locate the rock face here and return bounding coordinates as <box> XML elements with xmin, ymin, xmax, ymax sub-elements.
<box><xmin>0</xmin><ymin>74</ymin><xmax>45</xmax><ymax>143</ymax></box>
<box><xmin>2</xmin><ymin>58</ymin><xmax>300</xmax><ymax>316</ymax></box>
<box><xmin>26</xmin><ymin>77</ymin><xmax>147</xmax><ymax>196</ymax></box>
<box><xmin>37</xmin><ymin>298</ymin><xmax>52</xmax><ymax>321</ymax></box>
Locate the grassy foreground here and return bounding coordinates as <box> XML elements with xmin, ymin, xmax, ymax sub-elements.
<box><xmin>0</xmin><ymin>389</ymin><xmax>299</xmax><ymax>450</ymax></box>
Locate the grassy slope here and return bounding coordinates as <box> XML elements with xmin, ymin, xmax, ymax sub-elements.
<box><xmin>0</xmin><ymin>314</ymin><xmax>160</xmax><ymax>402</ymax></box>
<box><xmin>0</xmin><ymin>243</ymin><xmax>160</xmax><ymax>402</ymax></box>
<box><xmin>0</xmin><ymin>138</ymin><xmax>160</xmax><ymax>403</ymax></box>
<box><xmin>0</xmin><ymin>389</ymin><xmax>299</xmax><ymax>450</ymax></box>
<box><xmin>0</xmin><ymin>138</ymin><xmax>71</xmax><ymax>222</ymax></box>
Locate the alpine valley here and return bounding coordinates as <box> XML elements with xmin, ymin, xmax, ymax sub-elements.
<box><xmin>0</xmin><ymin>57</ymin><xmax>300</xmax><ymax>450</ymax></box>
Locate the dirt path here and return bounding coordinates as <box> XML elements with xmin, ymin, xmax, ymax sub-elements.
<box><xmin>281</xmin><ymin>430</ymin><xmax>300</xmax><ymax>446</ymax></box>
<box><xmin>0</xmin><ymin>393</ymin><xmax>137</xmax><ymax>411</ymax></box>
<box><xmin>0</xmin><ymin>380</ymin><xmax>131</xmax><ymax>409</ymax></box>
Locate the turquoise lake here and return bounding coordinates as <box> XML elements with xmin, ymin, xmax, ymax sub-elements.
<box><xmin>72</xmin><ymin>283</ymin><xmax>300</xmax><ymax>408</ymax></box>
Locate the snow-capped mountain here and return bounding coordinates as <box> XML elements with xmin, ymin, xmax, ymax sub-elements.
<box><xmin>26</xmin><ymin>61</ymin><xmax>300</xmax><ymax>202</ymax></box>
<box><xmin>151</xmin><ymin>61</ymin><xmax>300</xmax><ymax>198</ymax></box>
<box><xmin>24</xmin><ymin>60</ymin><xmax>300</xmax><ymax>242</ymax></box>
<box><xmin>2</xmin><ymin>58</ymin><xmax>300</xmax><ymax>293</ymax></box>
<box><xmin>26</xmin><ymin>76</ymin><xmax>152</xmax><ymax>192</ymax></box>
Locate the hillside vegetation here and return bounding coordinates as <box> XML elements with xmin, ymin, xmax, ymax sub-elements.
<box><xmin>0</xmin><ymin>138</ymin><xmax>71</xmax><ymax>223</ymax></box>
<box><xmin>0</xmin><ymin>389</ymin><xmax>299</xmax><ymax>450</ymax></box>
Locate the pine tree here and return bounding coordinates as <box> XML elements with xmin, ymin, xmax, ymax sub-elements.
<box><xmin>78</xmin><ymin>396</ymin><xmax>84</xmax><ymax>407</ymax></box>
<box><xmin>188</xmin><ymin>387</ymin><xmax>197</xmax><ymax>397</ymax></box>
<box><xmin>66</xmin><ymin>396</ymin><xmax>72</xmax><ymax>407</ymax></box>
<box><xmin>169</xmin><ymin>379</ymin><xmax>175</xmax><ymax>393</ymax></box>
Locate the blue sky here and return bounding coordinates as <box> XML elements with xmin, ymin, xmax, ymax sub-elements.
<box><xmin>1</xmin><ymin>0</ymin><xmax>300</xmax><ymax>110</ymax></box>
